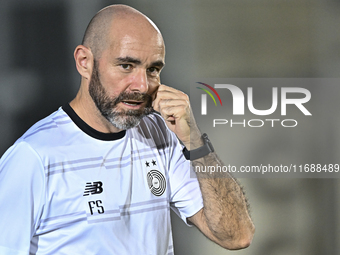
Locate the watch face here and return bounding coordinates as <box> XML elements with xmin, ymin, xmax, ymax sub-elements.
<box><xmin>207</xmin><ymin>142</ymin><xmax>214</xmax><ymax>152</ymax></box>
<box><xmin>202</xmin><ymin>134</ymin><xmax>214</xmax><ymax>152</ymax></box>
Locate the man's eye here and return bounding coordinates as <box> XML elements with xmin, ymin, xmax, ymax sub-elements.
<box><xmin>148</xmin><ymin>67</ymin><xmax>159</xmax><ymax>74</ymax></box>
<box><xmin>121</xmin><ymin>64</ymin><xmax>132</xmax><ymax>70</ymax></box>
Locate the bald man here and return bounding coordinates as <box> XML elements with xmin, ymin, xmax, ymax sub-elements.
<box><xmin>0</xmin><ymin>4</ymin><xmax>254</xmax><ymax>255</ymax></box>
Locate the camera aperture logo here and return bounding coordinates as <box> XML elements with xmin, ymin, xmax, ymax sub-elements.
<box><xmin>196</xmin><ymin>82</ymin><xmax>312</xmax><ymax>128</ymax></box>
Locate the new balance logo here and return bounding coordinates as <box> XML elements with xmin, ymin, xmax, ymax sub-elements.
<box><xmin>83</xmin><ymin>181</ymin><xmax>103</xmax><ymax>196</ymax></box>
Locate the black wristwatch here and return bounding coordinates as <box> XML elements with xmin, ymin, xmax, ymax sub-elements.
<box><xmin>182</xmin><ymin>133</ymin><xmax>214</xmax><ymax>160</ymax></box>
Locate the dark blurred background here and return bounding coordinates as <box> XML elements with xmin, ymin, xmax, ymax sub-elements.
<box><xmin>1</xmin><ymin>0</ymin><xmax>340</xmax><ymax>254</ymax></box>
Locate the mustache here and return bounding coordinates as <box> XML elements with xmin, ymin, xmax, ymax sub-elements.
<box><xmin>113</xmin><ymin>92</ymin><xmax>153</xmax><ymax>105</ymax></box>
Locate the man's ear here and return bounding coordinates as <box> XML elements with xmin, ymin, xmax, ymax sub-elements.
<box><xmin>74</xmin><ymin>45</ymin><xmax>93</xmax><ymax>80</ymax></box>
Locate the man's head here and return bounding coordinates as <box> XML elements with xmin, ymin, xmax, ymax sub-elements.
<box><xmin>74</xmin><ymin>5</ymin><xmax>165</xmax><ymax>131</ymax></box>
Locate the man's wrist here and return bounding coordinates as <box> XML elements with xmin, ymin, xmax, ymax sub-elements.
<box><xmin>182</xmin><ymin>133</ymin><xmax>214</xmax><ymax>160</ymax></box>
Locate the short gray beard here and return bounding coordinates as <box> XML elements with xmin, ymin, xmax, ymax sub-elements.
<box><xmin>106</xmin><ymin>109</ymin><xmax>146</xmax><ymax>130</ymax></box>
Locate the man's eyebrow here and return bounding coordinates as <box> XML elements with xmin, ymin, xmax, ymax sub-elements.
<box><xmin>151</xmin><ymin>61</ymin><xmax>165</xmax><ymax>69</ymax></box>
<box><xmin>116</xmin><ymin>56</ymin><xmax>142</xmax><ymax>64</ymax></box>
<box><xmin>115</xmin><ymin>57</ymin><xmax>164</xmax><ymax>69</ymax></box>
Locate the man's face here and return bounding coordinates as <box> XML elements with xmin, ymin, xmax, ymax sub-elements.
<box><xmin>89</xmin><ymin>60</ymin><xmax>154</xmax><ymax>130</ymax></box>
<box><xmin>89</xmin><ymin>23</ymin><xmax>165</xmax><ymax>130</ymax></box>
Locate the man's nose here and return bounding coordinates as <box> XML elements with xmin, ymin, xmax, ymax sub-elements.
<box><xmin>129</xmin><ymin>69</ymin><xmax>148</xmax><ymax>93</ymax></box>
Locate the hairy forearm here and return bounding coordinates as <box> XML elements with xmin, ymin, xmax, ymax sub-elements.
<box><xmin>188</xmin><ymin>131</ymin><xmax>255</xmax><ymax>248</ymax></box>
<box><xmin>156</xmin><ymin>93</ymin><xmax>255</xmax><ymax>248</ymax></box>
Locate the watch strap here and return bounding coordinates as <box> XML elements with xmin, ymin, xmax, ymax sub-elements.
<box><xmin>182</xmin><ymin>133</ymin><xmax>214</xmax><ymax>160</ymax></box>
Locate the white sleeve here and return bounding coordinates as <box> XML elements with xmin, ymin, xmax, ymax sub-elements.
<box><xmin>168</xmin><ymin>138</ymin><xmax>203</xmax><ymax>226</ymax></box>
<box><xmin>0</xmin><ymin>141</ymin><xmax>45</xmax><ymax>254</ymax></box>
